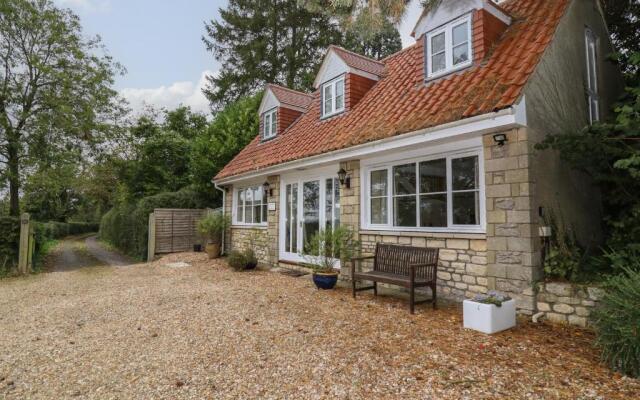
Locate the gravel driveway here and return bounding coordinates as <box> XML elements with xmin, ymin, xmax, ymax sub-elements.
<box><xmin>0</xmin><ymin>252</ymin><xmax>638</xmax><ymax>399</ymax></box>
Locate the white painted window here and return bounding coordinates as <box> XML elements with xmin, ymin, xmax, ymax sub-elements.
<box><xmin>263</xmin><ymin>108</ymin><xmax>277</xmax><ymax>140</ymax></box>
<box><xmin>321</xmin><ymin>75</ymin><xmax>345</xmax><ymax>118</ymax></box>
<box><xmin>234</xmin><ymin>186</ymin><xmax>268</xmax><ymax>226</ymax></box>
<box><xmin>364</xmin><ymin>151</ymin><xmax>483</xmax><ymax>232</ymax></box>
<box><xmin>585</xmin><ymin>28</ymin><xmax>599</xmax><ymax>124</ymax></box>
<box><xmin>426</xmin><ymin>15</ymin><xmax>473</xmax><ymax>79</ymax></box>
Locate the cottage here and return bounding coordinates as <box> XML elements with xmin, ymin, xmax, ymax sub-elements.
<box><xmin>213</xmin><ymin>0</ymin><xmax>622</xmax><ymax>314</ymax></box>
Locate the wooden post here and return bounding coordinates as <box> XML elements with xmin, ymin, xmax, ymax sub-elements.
<box><xmin>18</xmin><ymin>213</ymin><xmax>30</xmax><ymax>275</ymax></box>
<box><xmin>27</xmin><ymin>226</ymin><xmax>35</xmax><ymax>271</ymax></box>
<box><xmin>147</xmin><ymin>212</ymin><xmax>156</xmax><ymax>262</ymax></box>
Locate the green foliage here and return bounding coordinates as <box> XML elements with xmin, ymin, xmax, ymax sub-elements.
<box><xmin>343</xmin><ymin>20</ymin><xmax>401</xmax><ymax>60</ymax></box>
<box><xmin>592</xmin><ymin>264</ymin><xmax>640</xmax><ymax>378</ymax></box>
<box><xmin>0</xmin><ymin>217</ymin><xmax>20</xmax><ymax>275</ymax></box>
<box><xmin>227</xmin><ymin>250</ymin><xmax>249</xmax><ymax>271</ymax></box>
<box><xmin>542</xmin><ymin>212</ymin><xmax>586</xmax><ymax>282</ymax></box>
<box><xmin>190</xmin><ymin>94</ymin><xmax>262</xmax><ymax>195</ymax></box>
<box><xmin>99</xmin><ymin>187</ymin><xmax>210</xmax><ymax>259</ymax></box>
<box><xmin>197</xmin><ymin>213</ymin><xmax>230</xmax><ymax>244</ymax></box>
<box><xmin>602</xmin><ymin>0</ymin><xmax>640</xmax><ymax>76</ymax></box>
<box><xmin>537</xmin><ymin>52</ymin><xmax>640</xmax><ymax>276</ymax></box>
<box><xmin>301</xmin><ymin>226</ymin><xmax>359</xmax><ymax>273</ymax></box>
<box><xmin>203</xmin><ymin>0</ymin><xmax>341</xmax><ymax>108</ymax></box>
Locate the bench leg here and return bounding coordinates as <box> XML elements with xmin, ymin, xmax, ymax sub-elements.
<box><xmin>432</xmin><ymin>283</ymin><xmax>437</xmax><ymax>310</ymax></box>
<box><xmin>409</xmin><ymin>284</ymin><xmax>415</xmax><ymax>314</ymax></box>
<box><xmin>373</xmin><ymin>281</ymin><xmax>377</xmax><ymax>296</ymax></box>
<box><xmin>352</xmin><ymin>278</ymin><xmax>356</xmax><ymax>299</ymax></box>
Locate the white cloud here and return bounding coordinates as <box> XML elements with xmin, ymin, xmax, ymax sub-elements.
<box><xmin>55</xmin><ymin>0</ymin><xmax>111</xmax><ymax>13</ymax></box>
<box><xmin>119</xmin><ymin>70</ymin><xmax>215</xmax><ymax>117</ymax></box>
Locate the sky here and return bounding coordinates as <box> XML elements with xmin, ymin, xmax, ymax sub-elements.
<box><xmin>54</xmin><ymin>0</ymin><xmax>423</xmax><ymax>115</ymax></box>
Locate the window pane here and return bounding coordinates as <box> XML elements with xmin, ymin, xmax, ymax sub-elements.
<box><xmin>262</xmin><ymin>204</ymin><xmax>268</xmax><ymax>223</ymax></box>
<box><xmin>271</xmin><ymin>111</ymin><xmax>277</xmax><ymax>134</ymax></box>
<box><xmin>394</xmin><ymin>196</ymin><xmax>417</xmax><ymax>227</ymax></box>
<box><xmin>453</xmin><ymin>191</ymin><xmax>479</xmax><ymax>225</ymax></box>
<box><xmin>264</xmin><ymin>114</ymin><xmax>270</xmax><ymax>136</ymax></box>
<box><xmin>452</xmin><ymin>22</ymin><xmax>468</xmax><ymax>46</ymax></box>
<box><xmin>420</xmin><ymin>194</ymin><xmax>447</xmax><ymax>227</ymax></box>
<box><xmin>245</xmin><ymin>188</ymin><xmax>254</xmax><ymax>223</ymax></box>
<box><xmin>325</xmin><ymin>178</ymin><xmax>333</xmax><ymax>231</ymax></box>
<box><xmin>333</xmin><ymin>178</ymin><xmax>340</xmax><ymax>229</ymax></box>
<box><xmin>420</xmin><ymin>159</ymin><xmax>446</xmax><ymax>193</ymax></box>
<box><xmin>254</xmin><ymin>188</ymin><xmax>263</xmax><ymax>223</ymax></box>
<box><xmin>431</xmin><ymin>32</ymin><xmax>445</xmax><ymax>53</ymax></box>
<box><xmin>452</xmin><ymin>156</ymin><xmax>478</xmax><ymax>190</ymax></box>
<box><xmin>323</xmin><ymin>84</ymin><xmax>333</xmax><ymax>115</ymax></box>
<box><xmin>370</xmin><ymin>170</ymin><xmax>387</xmax><ymax>197</ymax></box>
<box><xmin>432</xmin><ymin>53</ymin><xmax>446</xmax><ymax>73</ymax></box>
<box><xmin>453</xmin><ymin>43</ymin><xmax>469</xmax><ymax>65</ymax></box>
<box><xmin>236</xmin><ymin>190</ymin><xmax>244</xmax><ymax>222</ymax></box>
<box><xmin>335</xmin><ymin>79</ymin><xmax>344</xmax><ymax>110</ymax></box>
<box><xmin>393</xmin><ymin>164</ymin><xmax>416</xmax><ymax>195</ymax></box>
<box><xmin>371</xmin><ymin>198</ymin><xmax>387</xmax><ymax>225</ymax></box>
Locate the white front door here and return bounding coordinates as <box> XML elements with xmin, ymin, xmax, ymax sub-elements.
<box><xmin>280</xmin><ymin>173</ymin><xmax>340</xmax><ymax>263</ymax></box>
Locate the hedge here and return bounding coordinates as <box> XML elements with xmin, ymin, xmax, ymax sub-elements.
<box><xmin>0</xmin><ymin>217</ymin><xmax>21</xmax><ymax>274</ymax></box>
<box><xmin>100</xmin><ymin>187</ymin><xmax>210</xmax><ymax>260</ymax></box>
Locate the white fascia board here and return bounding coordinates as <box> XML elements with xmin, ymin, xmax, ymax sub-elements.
<box><xmin>313</xmin><ymin>49</ymin><xmax>380</xmax><ymax>89</ymax></box>
<box><xmin>258</xmin><ymin>88</ymin><xmax>280</xmax><ymax>115</ymax></box>
<box><xmin>215</xmin><ymin>105</ymin><xmax>527</xmax><ymax>185</ymax></box>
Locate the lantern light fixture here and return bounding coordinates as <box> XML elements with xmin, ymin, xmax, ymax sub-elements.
<box><xmin>337</xmin><ymin>168</ymin><xmax>351</xmax><ymax>189</ymax></box>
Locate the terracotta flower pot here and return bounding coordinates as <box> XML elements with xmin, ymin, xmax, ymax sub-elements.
<box><xmin>205</xmin><ymin>243</ymin><xmax>220</xmax><ymax>259</ymax></box>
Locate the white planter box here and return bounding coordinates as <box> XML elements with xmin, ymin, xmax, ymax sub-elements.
<box><xmin>463</xmin><ymin>299</ymin><xmax>516</xmax><ymax>334</ymax></box>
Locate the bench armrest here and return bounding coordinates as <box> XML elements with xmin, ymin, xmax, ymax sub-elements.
<box><xmin>351</xmin><ymin>255</ymin><xmax>375</xmax><ymax>276</ymax></box>
<box><xmin>409</xmin><ymin>263</ymin><xmax>437</xmax><ymax>282</ymax></box>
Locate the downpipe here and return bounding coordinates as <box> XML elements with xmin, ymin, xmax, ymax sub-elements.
<box><xmin>213</xmin><ymin>180</ymin><xmax>226</xmax><ymax>256</ymax></box>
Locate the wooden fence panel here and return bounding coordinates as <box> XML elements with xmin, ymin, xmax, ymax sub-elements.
<box><xmin>153</xmin><ymin>208</ymin><xmax>206</xmax><ymax>254</ymax></box>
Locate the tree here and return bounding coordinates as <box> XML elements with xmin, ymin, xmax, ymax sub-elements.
<box><xmin>602</xmin><ymin>0</ymin><xmax>640</xmax><ymax>75</ymax></box>
<box><xmin>0</xmin><ymin>0</ymin><xmax>124</xmax><ymax>216</ymax></box>
<box><xmin>190</xmin><ymin>93</ymin><xmax>262</xmax><ymax>199</ymax></box>
<box><xmin>343</xmin><ymin>20</ymin><xmax>402</xmax><ymax>60</ymax></box>
<box><xmin>202</xmin><ymin>0</ymin><xmax>341</xmax><ymax>109</ymax></box>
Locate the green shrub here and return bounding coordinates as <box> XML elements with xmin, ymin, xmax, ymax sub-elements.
<box><xmin>592</xmin><ymin>264</ymin><xmax>640</xmax><ymax>378</ymax></box>
<box><xmin>0</xmin><ymin>217</ymin><xmax>20</xmax><ymax>275</ymax></box>
<box><xmin>227</xmin><ymin>250</ymin><xmax>247</xmax><ymax>271</ymax></box>
<box><xmin>99</xmin><ymin>186</ymin><xmax>211</xmax><ymax>259</ymax></box>
<box><xmin>197</xmin><ymin>212</ymin><xmax>229</xmax><ymax>244</ymax></box>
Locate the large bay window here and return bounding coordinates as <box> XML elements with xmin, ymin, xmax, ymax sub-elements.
<box><xmin>321</xmin><ymin>75</ymin><xmax>345</xmax><ymax>118</ymax></box>
<box><xmin>365</xmin><ymin>152</ymin><xmax>483</xmax><ymax>231</ymax></box>
<box><xmin>234</xmin><ymin>186</ymin><xmax>268</xmax><ymax>226</ymax></box>
<box><xmin>426</xmin><ymin>15</ymin><xmax>472</xmax><ymax>78</ymax></box>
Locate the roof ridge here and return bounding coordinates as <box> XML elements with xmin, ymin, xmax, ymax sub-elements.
<box><xmin>266</xmin><ymin>83</ymin><xmax>313</xmax><ymax>98</ymax></box>
<box><xmin>329</xmin><ymin>45</ymin><xmax>385</xmax><ymax>66</ymax></box>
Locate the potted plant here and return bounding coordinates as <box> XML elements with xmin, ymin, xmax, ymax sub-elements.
<box><xmin>463</xmin><ymin>291</ymin><xmax>516</xmax><ymax>334</ymax></box>
<box><xmin>197</xmin><ymin>213</ymin><xmax>230</xmax><ymax>259</ymax></box>
<box><xmin>301</xmin><ymin>226</ymin><xmax>359</xmax><ymax>290</ymax></box>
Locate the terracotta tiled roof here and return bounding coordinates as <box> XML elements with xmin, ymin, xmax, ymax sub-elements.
<box><xmin>266</xmin><ymin>84</ymin><xmax>313</xmax><ymax>109</ymax></box>
<box><xmin>216</xmin><ymin>0</ymin><xmax>569</xmax><ymax>181</ymax></box>
<box><xmin>329</xmin><ymin>45</ymin><xmax>386</xmax><ymax>77</ymax></box>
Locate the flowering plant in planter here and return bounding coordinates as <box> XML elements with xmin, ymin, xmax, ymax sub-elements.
<box><xmin>464</xmin><ymin>291</ymin><xmax>516</xmax><ymax>334</ymax></box>
<box><xmin>300</xmin><ymin>226</ymin><xmax>359</xmax><ymax>289</ymax></box>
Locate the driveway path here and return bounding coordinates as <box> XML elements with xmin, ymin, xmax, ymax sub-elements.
<box><xmin>49</xmin><ymin>235</ymin><xmax>133</xmax><ymax>272</ymax></box>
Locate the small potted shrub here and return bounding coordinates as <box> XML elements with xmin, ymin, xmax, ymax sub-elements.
<box><xmin>301</xmin><ymin>226</ymin><xmax>359</xmax><ymax>290</ymax></box>
<box><xmin>227</xmin><ymin>250</ymin><xmax>247</xmax><ymax>271</ymax></box>
<box><xmin>197</xmin><ymin>213</ymin><xmax>230</xmax><ymax>259</ymax></box>
<box><xmin>463</xmin><ymin>291</ymin><xmax>516</xmax><ymax>334</ymax></box>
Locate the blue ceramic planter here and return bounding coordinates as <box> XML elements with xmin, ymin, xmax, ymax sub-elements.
<box><xmin>312</xmin><ymin>273</ymin><xmax>338</xmax><ymax>290</ymax></box>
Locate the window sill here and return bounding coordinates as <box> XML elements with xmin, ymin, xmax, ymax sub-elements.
<box><xmin>425</xmin><ymin>61</ymin><xmax>473</xmax><ymax>84</ymax></box>
<box><xmin>320</xmin><ymin>109</ymin><xmax>346</xmax><ymax>121</ymax></box>
<box><xmin>360</xmin><ymin>228</ymin><xmax>486</xmax><ymax>240</ymax></box>
<box><xmin>231</xmin><ymin>224</ymin><xmax>268</xmax><ymax>230</ymax></box>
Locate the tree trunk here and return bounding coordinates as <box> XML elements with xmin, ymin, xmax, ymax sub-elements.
<box><xmin>7</xmin><ymin>133</ymin><xmax>20</xmax><ymax>216</ymax></box>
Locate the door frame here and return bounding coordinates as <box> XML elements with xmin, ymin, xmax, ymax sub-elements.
<box><xmin>278</xmin><ymin>164</ymin><xmax>339</xmax><ymax>264</ymax></box>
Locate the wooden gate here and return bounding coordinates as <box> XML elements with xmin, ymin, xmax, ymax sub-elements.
<box><xmin>153</xmin><ymin>208</ymin><xmax>206</xmax><ymax>254</ymax></box>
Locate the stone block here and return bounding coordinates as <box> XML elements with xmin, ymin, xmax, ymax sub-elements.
<box><xmin>411</xmin><ymin>237</ymin><xmax>427</xmax><ymax>247</ymax></box>
<box><xmin>487</xmin><ymin>237</ymin><xmax>507</xmax><ymax>251</ymax></box>
<box><xmin>468</xmin><ymin>285</ymin><xmax>488</xmax><ymax>294</ymax></box>
<box><xmin>575</xmin><ymin>306</ymin><xmax>590</xmax><ymax>317</ymax></box>
<box><xmin>506</xmin><ymin>265</ymin><xmax>534</xmax><ymax>281</ymax></box>
<box><xmin>582</xmin><ymin>300</ymin><xmax>595</xmax><ymax>307</ymax></box>
<box><xmin>470</xmin><ymin>240</ymin><xmax>487</xmax><ymax>252</ymax></box>
<box><xmin>462</xmin><ymin>275</ymin><xmax>476</xmax><ymax>284</ymax></box>
<box><xmin>398</xmin><ymin>236</ymin><xmax>412</xmax><ymax>245</ymax></box>
<box><xmin>458</xmin><ymin>254</ymin><xmax>471</xmax><ymax>262</ymax></box>
<box><xmin>466</xmin><ymin>264</ymin><xmax>487</xmax><ymax>276</ymax></box>
<box><xmin>587</xmin><ymin>286</ymin><xmax>605</xmax><ymax>301</ymax></box>
<box><xmin>486</xmin><ymin>184</ymin><xmax>512</xmax><ymax>198</ymax></box>
<box><xmin>487</xmin><ymin>264</ymin><xmax>506</xmax><ymax>278</ymax></box>
<box><xmin>427</xmin><ymin>239</ymin><xmax>445</xmax><ymax>248</ymax></box>
<box><xmin>382</xmin><ymin>236</ymin><xmax>398</xmax><ymax>244</ymax></box>
<box><xmin>497</xmin><ymin>251</ymin><xmax>522</xmax><ymax>264</ymax></box>
<box><xmin>452</xmin><ymin>273</ymin><xmax>462</xmax><ymax>282</ymax></box>
<box><xmin>553</xmin><ymin>303</ymin><xmax>574</xmax><ymax>314</ymax></box>
<box><xmin>471</xmin><ymin>255</ymin><xmax>487</xmax><ymax>265</ymax></box>
<box><xmin>545</xmin><ymin>282</ymin><xmax>573</xmax><ymax>297</ymax></box>
<box><xmin>495</xmin><ymin>198</ymin><xmax>515</xmax><ymax>210</ymax></box>
<box><xmin>451</xmin><ymin>262</ymin><xmax>466</xmax><ymax>272</ymax></box>
<box><xmin>537</xmin><ymin>302</ymin><xmax>551</xmax><ymax>312</ymax></box>
<box><xmin>557</xmin><ymin>296</ymin><xmax>581</xmax><ymax>305</ymax></box>
<box><xmin>506</xmin><ymin>210</ymin><xmax>533</xmax><ymax>224</ymax></box>
<box><xmin>546</xmin><ymin>313</ymin><xmax>567</xmax><ymax>324</ymax></box>
<box><xmin>487</xmin><ymin>210</ymin><xmax>506</xmax><ymax>223</ymax></box>
<box><xmin>439</xmin><ymin>249</ymin><xmax>458</xmax><ymax>261</ymax></box>
<box><xmin>437</xmin><ymin>271</ymin><xmax>452</xmax><ymax>280</ymax></box>
<box><xmin>496</xmin><ymin>223</ymin><xmax>519</xmax><ymax>237</ymax></box>
<box><xmin>476</xmin><ymin>277</ymin><xmax>488</xmax><ymax>286</ymax></box>
<box><xmin>505</xmin><ymin>169</ymin><xmax>529</xmax><ymax>183</ymax></box>
<box><xmin>568</xmin><ymin>315</ymin><xmax>587</xmax><ymax>328</ymax></box>
<box><xmin>454</xmin><ymin>282</ymin><xmax>468</xmax><ymax>290</ymax></box>
<box><xmin>485</xmin><ymin>157</ymin><xmax>519</xmax><ymax>173</ymax></box>
<box><xmin>507</xmin><ymin>237</ymin><xmax>534</xmax><ymax>252</ymax></box>
<box><xmin>446</xmin><ymin>239</ymin><xmax>469</xmax><ymax>250</ymax></box>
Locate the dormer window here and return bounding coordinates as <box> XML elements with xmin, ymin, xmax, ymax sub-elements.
<box><xmin>426</xmin><ymin>15</ymin><xmax>472</xmax><ymax>79</ymax></box>
<box><xmin>263</xmin><ymin>108</ymin><xmax>277</xmax><ymax>140</ymax></box>
<box><xmin>321</xmin><ymin>76</ymin><xmax>345</xmax><ymax>118</ymax></box>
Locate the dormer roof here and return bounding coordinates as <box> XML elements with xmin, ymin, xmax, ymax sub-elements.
<box><xmin>313</xmin><ymin>45</ymin><xmax>385</xmax><ymax>88</ymax></box>
<box><xmin>259</xmin><ymin>84</ymin><xmax>313</xmax><ymax>115</ymax></box>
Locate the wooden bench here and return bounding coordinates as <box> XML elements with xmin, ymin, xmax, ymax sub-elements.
<box><xmin>351</xmin><ymin>243</ymin><xmax>439</xmax><ymax>314</ymax></box>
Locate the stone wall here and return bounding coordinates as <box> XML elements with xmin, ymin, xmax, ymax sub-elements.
<box><xmin>338</xmin><ymin>159</ymin><xmax>361</xmax><ymax>277</ymax></box>
<box><xmin>536</xmin><ymin>281</ymin><xmax>604</xmax><ymax>328</ymax></box>
<box><xmin>228</xmin><ymin>226</ymin><xmax>270</xmax><ymax>263</ymax></box>
<box><xmin>358</xmin><ymin>232</ymin><xmax>489</xmax><ymax>300</ymax></box>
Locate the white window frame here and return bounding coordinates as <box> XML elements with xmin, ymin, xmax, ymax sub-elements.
<box><xmin>321</xmin><ymin>75</ymin><xmax>345</xmax><ymax>118</ymax></box>
<box><xmin>362</xmin><ymin>148</ymin><xmax>485</xmax><ymax>233</ymax></box>
<box><xmin>585</xmin><ymin>28</ymin><xmax>599</xmax><ymax>124</ymax></box>
<box><xmin>233</xmin><ymin>185</ymin><xmax>268</xmax><ymax>227</ymax></box>
<box><xmin>263</xmin><ymin>108</ymin><xmax>278</xmax><ymax>140</ymax></box>
<box><xmin>426</xmin><ymin>14</ymin><xmax>473</xmax><ymax>79</ymax></box>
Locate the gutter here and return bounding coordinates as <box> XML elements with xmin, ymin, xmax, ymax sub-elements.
<box><xmin>215</xmin><ymin>98</ymin><xmax>527</xmax><ymax>185</ymax></box>
<box><xmin>213</xmin><ymin>181</ymin><xmax>226</xmax><ymax>256</ymax></box>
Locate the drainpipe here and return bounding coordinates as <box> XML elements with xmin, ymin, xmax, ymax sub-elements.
<box><xmin>213</xmin><ymin>180</ymin><xmax>226</xmax><ymax>256</ymax></box>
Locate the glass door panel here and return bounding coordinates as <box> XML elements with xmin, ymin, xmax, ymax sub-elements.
<box><xmin>285</xmin><ymin>183</ymin><xmax>298</xmax><ymax>253</ymax></box>
<box><xmin>302</xmin><ymin>180</ymin><xmax>320</xmax><ymax>254</ymax></box>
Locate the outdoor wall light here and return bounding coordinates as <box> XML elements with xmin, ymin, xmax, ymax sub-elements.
<box><xmin>263</xmin><ymin>181</ymin><xmax>272</xmax><ymax>198</ymax></box>
<box><xmin>493</xmin><ymin>133</ymin><xmax>508</xmax><ymax>146</ymax></box>
<box><xmin>337</xmin><ymin>168</ymin><xmax>351</xmax><ymax>189</ymax></box>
